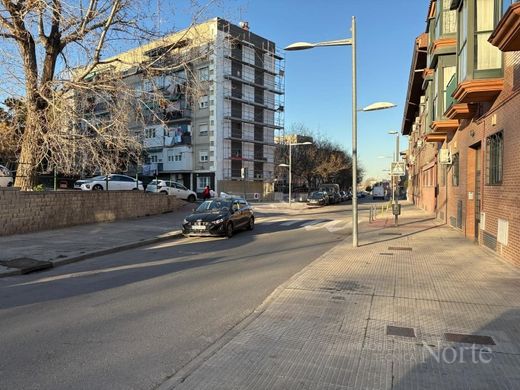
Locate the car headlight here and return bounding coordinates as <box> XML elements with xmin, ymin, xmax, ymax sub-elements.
<box><xmin>183</xmin><ymin>219</ymin><xmax>189</xmax><ymax>224</ymax></box>
<box><xmin>213</xmin><ymin>218</ymin><xmax>224</xmax><ymax>225</ymax></box>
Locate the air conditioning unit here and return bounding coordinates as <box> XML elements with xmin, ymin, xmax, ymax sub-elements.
<box><xmin>417</xmin><ymin>140</ymin><xmax>423</xmax><ymax>148</ymax></box>
<box><xmin>439</xmin><ymin>148</ymin><xmax>452</xmax><ymax>165</ymax></box>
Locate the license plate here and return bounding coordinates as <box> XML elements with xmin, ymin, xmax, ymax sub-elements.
<box><xmin>192</xmin><ymin>225</ymin><xmax>206</xmax><ymax>231</ymax></box>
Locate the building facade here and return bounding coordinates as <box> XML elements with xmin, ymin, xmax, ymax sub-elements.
<box><xmin>402</xmin><ymin>0</ymin><xmax>520</xmax><ymax>264</ymax></box>
<box><xmin>89</xmin><ymin>18</ymin><xmax>284</xmax><ymax>197</ymax></box>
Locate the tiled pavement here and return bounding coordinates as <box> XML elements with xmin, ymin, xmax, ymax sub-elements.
<box><xmin>164</xmin><ymin>204</ymin><xmax>520</xmax><ymax>390</ymax></box>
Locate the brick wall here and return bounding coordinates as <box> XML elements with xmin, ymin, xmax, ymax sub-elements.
<box><xmin>441</xmin><ymin>51</ymin><xmax>520</xmax><ymax>265</ymax></box>
<box><xmin>0</xmin><ymin>189</ymin><xmax>183</xmax><ymax>236</ymax></box>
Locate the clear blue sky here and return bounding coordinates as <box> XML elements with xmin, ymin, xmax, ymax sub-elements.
<box><xmin>172</xmin><ymin>0</ymin><xmax>427</xmax><ymax>181</ymax></box>
<box><xmin>231</xmin><ymin>0</ymin><xmax>427</xmax><ymax>181</ymax></box>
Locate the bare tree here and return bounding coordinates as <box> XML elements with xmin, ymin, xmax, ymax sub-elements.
<box><xmin>0</xmin><ymin>0</ymin><xmax>221</xmax><ymax>189</ymax></box>
<box><xmin>276</xmin><ymin>124</ymin><xmax>364</xmax><ymax>191</ymax></box>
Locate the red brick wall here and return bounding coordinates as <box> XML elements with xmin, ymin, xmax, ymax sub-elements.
<box><xmin>443</xmin><ymin>51</ymin><xmax>520</xmax><ymax>265</ymax></box>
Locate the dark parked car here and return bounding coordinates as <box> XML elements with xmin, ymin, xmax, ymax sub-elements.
<box><xmin>307</xmin><ymin>191</ymin><xmax>328</xmax><ymax>206</ymax></box>
<box><xmin>182</xmin><ymin>197</ymin><xmax>254</xmax><ymax>238</ymax></box>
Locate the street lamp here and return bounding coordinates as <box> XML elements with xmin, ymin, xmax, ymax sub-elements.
<box><xmin>278</xmin><ymin>141</ymin><xmax>312</xmax><ymax>205</ymax></box>
<box><xmin>388</xmin><ymin>130</ymin><xmax>400</xmax><ymax>226</ymax></box>
<box><xmin>285</xmin><ymin>16</ymin><xmax>396</xmax><ymax>247</ymax></box>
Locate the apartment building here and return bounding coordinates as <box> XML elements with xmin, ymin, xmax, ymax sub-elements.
<box><xmin>87</xmin><ymin>18</ymin><xmax>284</xmax><ymax>197</ymax></box>
<box><xmin>402</xmin><ymin>0</ymin><xmax>520</xmax><ymax>264</ymax></box>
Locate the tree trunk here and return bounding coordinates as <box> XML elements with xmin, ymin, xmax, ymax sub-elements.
<box><xmin>13</xmin><ymin>107</ymin><xmax>41</xmax><ymax>190</ymax></box>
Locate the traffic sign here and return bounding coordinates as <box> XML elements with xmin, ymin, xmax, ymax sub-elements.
<box><xmin>390</xmin><ymin>162</ymin><xmax>406</xmax><ymax>176</ymax></box>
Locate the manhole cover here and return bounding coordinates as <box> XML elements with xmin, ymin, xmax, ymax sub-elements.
<box><xmin>379</xmin><ymin>253</ymin><xmax>394</xmax><ymax>256</ymax></box>
<box><xmin>444</xmin><ymin>333</ymin><xmax>495</xmax><ymax>345</ymax></box>
<box><xmin>0</xmin><ymin>258</ymin><xmax>53</xmax><ymax>274</ymax></box>
<box><xmin>379</xmin><ymin>232</ymin><xmax>403</xmax><ymax>236</ymax></box>
<box><xmin>387</xmin><ymin>325</ymin><xmax>416</xmax><ymax>338</ymax></box>
<box><xmin>388</xmin><ymin>246</ymin><xmax>413</xmax><ymax>251</ymax></box>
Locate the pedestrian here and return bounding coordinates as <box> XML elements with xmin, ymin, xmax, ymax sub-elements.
<box><xmin>210</xmin><ymin>188</ymin><xmax>216</xmax><ymax>198</ymax></box>
<box><xmin>202</xmin><ymin>185</ymin><xmax>211</xmax><ymax>200</ymax></box>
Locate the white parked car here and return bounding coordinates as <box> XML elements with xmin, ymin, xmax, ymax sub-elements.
<box><xmin>74</xmin><ymin>174</ymin><xmax>144</xmax><ymax>191</ymax></box>
<box><xmin>146</xmin><ymin>179</ymin><xmax>197</xmax><ymax>202</ymax></box>
<box><xmin>0</xmin><ymin>165</ymin><xmax>13</xmax><ymax>187</ymax></box>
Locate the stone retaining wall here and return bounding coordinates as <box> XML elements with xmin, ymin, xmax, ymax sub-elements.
<box><xmin>0</xmin><ymin>188</ymin><xmax>183</xmax><ymax>236</ymax></box>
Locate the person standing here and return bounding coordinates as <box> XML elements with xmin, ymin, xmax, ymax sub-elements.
<box><xmin>202</xmin><ymin>185</ymin><xmax>211</xmax><ymax>200</ymax></box>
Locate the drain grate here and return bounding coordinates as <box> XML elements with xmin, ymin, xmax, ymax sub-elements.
<box><xmin>444</xmin><ymin>333</ymin><xmax>495</xmax><ymax>345</ymax></box>
<box><xmin>388</xmin><ymin>246</ymin><xmax>413</xmax><ymax>251</ymax></box>
<box><xmin>387</xmin><ymin>325</ymin><xmax>416</xmax><ymax>338</ymax></box>
<box><xmin>379</xmin><ymin>253</ymin><xmax>394</xmax><ymax>256</ymax></box>
<box><xmin>0</xmin><ymin>258</ymin><xmax>53</xmax><ymax>274</ymax></box>
<box><xmin>379</xmin><ymin>232</ymin><xmax>403</xmax><ymax>236</ymax></box>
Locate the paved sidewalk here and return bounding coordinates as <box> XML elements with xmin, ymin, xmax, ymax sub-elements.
<box><xmin>161</xmin><ymin>203</ymin><xmax>520</xmax><ymax>390</ymax></box>
<box><xmin>0</xmin><ymin>202</ymin><xmax>195</xmax><ymax>276</ymax></box>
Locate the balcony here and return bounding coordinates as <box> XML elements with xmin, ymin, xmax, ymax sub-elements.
<box><xmin>444</xmin><ymin>74</ymin><xmax>477</xmax><ymax>120</ymax></box>
<box><xmin>428</xmin><ymin>38</ymin><xmax>456</xmax><ymax>68</ymax></box>
<box><xmin>489</xmin><ymin>2</ymin><xmax>520</xmax><ymax>51</ymax></box>
<box><xmin>452</xmin><ymin>79</ymin><xmax>504</xmax><ymax>104</ymax></box>
<box><xmin>430</xmin><ymin>119</ymin><xmax>459</xmax><ymax>134</ymax></box>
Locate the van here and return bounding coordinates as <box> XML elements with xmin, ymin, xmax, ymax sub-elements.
<box><xmin>0</xmin><ymin>165</ymin><xmax>13</xmax><ymax>187</ymax></box>
<box><xmin>372</xmin><ymin>184</ymin><xmax>386</xmax><ymax>200</ymax></box>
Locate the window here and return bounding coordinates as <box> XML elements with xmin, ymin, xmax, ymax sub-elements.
<box><xmin>243</xmin><ymin>46</ymin><xmax>255</xmax><ymax>64</ymax></box>
<box><xmin>145</xmin><ymin>128</ymin><xmax>156</xmax><ymax>138</ymax></box>
<box><xmin>486</xmin><ymin>131</ymin><xmax>503</xmax><ymax>185</ymax></box>
<box><xmin>198</xmin><ymin>95</ymin><xmax>209</xmax><ymax>109</ymax></box>
<box><xmin>436</xmin><ymin>0</ymin><xmax>457</xmax><ymax>38</ymax></box>
<box><xmin>243</xmin><ymin>65</ymin><xmax>255</xmax><ymax>82</ymax></box>
<box><xmin>457</xmin><ymin>0</ymin><xmax>469</xmax><ymax>82</ymax></box>
<box><xmin>174</xmin><ymin>154</ymin><xmax>182</xmax><ymax>162</ymax></box>
<box><xmin>452</xmin><ymin>153</ymin><xmax>460</xmax><ymax>186</ymax></box>
<box><xmin>198</xmin><ymin>67</ymin><xmax>209</xmax><ymax>81</ymax></box>
<box><xmin>199</xmin><ymin>151</ymin><xmax>209</xmax><ymax>162</ymax></box>
<box><xmin>199</xmin><ymin>123</ymin><xmax>208</xmax><ymax>136</ymax></box>
<box><xmin>443</xmin><ymin>66</ymin><xmax>456</xmax><ymax>110</ymax></box>
<box><xmin>475</xmin><ymin>0</ymin><xmax>502</xmax><ymax>70</ymax></box>
<box><xmin>197</xmin><ymin>176</ymin><xmax>210</xmax><ymax>191</ymax></box>
<box><xmin>150</xmin><ymin>155</ymin><xmax>158</xmax><ymax>163</ymax></box>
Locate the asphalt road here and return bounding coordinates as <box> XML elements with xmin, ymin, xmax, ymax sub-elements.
<box><xmin>0</xmin><ymin>203</ymin><xmax>365</xmax><ymax>390</ymax></box>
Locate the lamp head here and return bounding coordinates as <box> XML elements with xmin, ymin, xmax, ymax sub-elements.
<box><xmin>362</xmin><ymin>102</ymin><xmax>397</xmax><ymax>112</ymax></box>
<box><xmin>284</xmin><ymin>42</ymin><xmax>315</xmax><ymax>51</ymax></box>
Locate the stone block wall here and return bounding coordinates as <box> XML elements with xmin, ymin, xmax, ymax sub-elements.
<box><xmin>0</xmin><ymin>189</ymin><xmax>183</xmax><ymax>236</ymax></box>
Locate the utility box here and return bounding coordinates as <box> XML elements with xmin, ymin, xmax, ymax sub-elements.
<box><xmin>392</xmin><ymin>204</ymin><xmax>401</xmax><ymax>216</ymax></box>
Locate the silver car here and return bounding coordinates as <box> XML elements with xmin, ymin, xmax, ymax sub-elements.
<box><xmin>146</xmin><ymin>179</ymin><xmax>197</xmax><ymax>202</ymax></box>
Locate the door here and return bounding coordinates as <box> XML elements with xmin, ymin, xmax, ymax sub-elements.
<box><xmin>474</xmin><ymin>145</ymin><xmax>482</xmax><ymax>240</ymax></box>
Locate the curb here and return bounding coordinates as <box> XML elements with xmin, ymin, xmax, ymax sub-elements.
<box><xmin>0</xmin><ymin>230</ymin><xmax>184</xmax><ymax>278</ymax></box>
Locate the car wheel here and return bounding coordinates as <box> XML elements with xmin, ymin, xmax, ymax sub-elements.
<box><xmin>187</xmin><ymin>194</ymin><xmax>196</xmax><ymax>203</ymax></box>
<box><xmin>160</xmin><ymin>191</ymin><xmax>168</xmax><ymax>195</ymax></box>
<box><xmin>132</xmin><ymin>188</ymin><xmax>139</xmax><ymax>191</ymax></box>
<box><xmin>226</xmin><ymin>222</ymin><xmax>234</xmax><ymax>238</ymax></box>
<box><xmin>92</xmin><ymin>184</ymin><xmax>103</xmax><ymax>190</ymax></box>
<box><xmin>7</xmin><ymin>182</ymin><xmax>12</xmax><ymax>187</ymax></box>
<box><xmin>247</xmin><ymin>217</ymin><xmax>255</xmax><ymax>231</ymax></box>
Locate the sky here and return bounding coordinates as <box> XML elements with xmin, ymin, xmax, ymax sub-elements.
<box><xmin>0</xmin><ymin>0</ymin><xmax>427</xmax><ymax>181</ymax></box>
<box><xmin>173</xmin><ymin>0</ymin><xmax>428</xmax><ymax>181</ymax></box>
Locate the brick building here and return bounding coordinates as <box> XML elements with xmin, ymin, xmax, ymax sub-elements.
<box><xmin>402</xmin><ymin>0</ymin><xmax>520</xmax><ymax>264</ymax></box>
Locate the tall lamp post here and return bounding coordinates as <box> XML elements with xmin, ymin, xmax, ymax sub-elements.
<box><xmin>285</xmin><ymin>16</ymin><xmax>396</xmax><ymax>247</ymax></box>
<box><xmin>388</xmin><ymin>131</ymin><xmax>400</xmax><ymax>226</ymax></box>
<box><xmin>278</xmin><ymin>141</ymin><xmax>312</xmax><ymax>205</ymax></box>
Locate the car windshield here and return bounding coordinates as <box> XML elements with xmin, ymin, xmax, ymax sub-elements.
<box><xmin>90</xmin><ymin>176</ymin><xmax>106</xmax><ymax>181</ymax></box>
<box><xmin>310</xmin><ymin>192</ymin><xmax>324</xmax><ymax>199</ymax></box>
<box><xmin>148</xmin><ymin>180</ymin><xmax>159</xmax><ymax>185</ymax></box>
<box><xmin>195</xmin><ymin>199</ymin><xmax>232</xmax><ymax>212</ymax></box>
